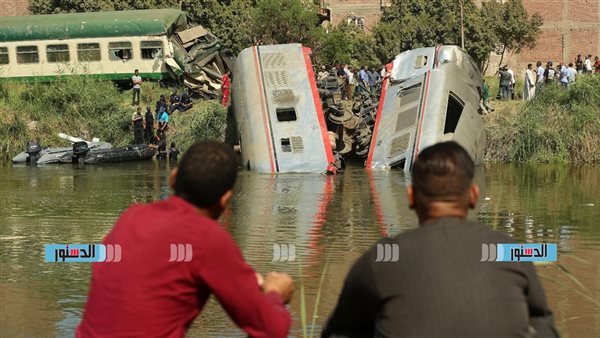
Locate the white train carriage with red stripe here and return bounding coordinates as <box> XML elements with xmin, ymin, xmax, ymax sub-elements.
<box><xmin>232</xmin><ymin>44</ymin><xmax>334</xmax><ymax>173</ymax></box>
<box><xmin>366</xmin><ymin>45</ymin><xmax>485</xmax><ymax>171</ymax></box>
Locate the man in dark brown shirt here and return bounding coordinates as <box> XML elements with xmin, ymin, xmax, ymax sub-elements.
<box><xmin>322</xmin><ymin>141</ymin><xmax>559</xmax><ymax>338</ymax></box>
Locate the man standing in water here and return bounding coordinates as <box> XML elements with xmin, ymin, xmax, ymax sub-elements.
<box><xmin>77</xmin><ymin>142</ymin><xmax>294</xmax><ymax>338</ymax></box>
<box><xmin>322</xmin><ymin>142</ymin><xmax>558</xmax><ymax>338</ymax></box>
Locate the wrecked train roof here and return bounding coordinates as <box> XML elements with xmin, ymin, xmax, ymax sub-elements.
<box><xmin>0</xmin><ymin>9</ymin><xmax>188</xmax><ymax>42</ymax></box>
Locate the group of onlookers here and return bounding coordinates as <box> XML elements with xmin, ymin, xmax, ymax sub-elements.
<box><xmin>495</xmin><ymin>54</ymin><xmax>599</xmax><ymax>103</ymax></box>
<box><xmin>130</xmin><ymin>70</ymin><xmax>187</xmax><ymax>161</ymax></box>
<box><xmin>317</xmin><ymin>64</ymin><xmax>387</xmax><ymax>100</ymax></box>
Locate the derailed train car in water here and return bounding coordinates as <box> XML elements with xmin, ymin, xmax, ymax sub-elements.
<box><xmin>232</xmin><ymin>44</ymin><xmax>334</xmax><ymax>173</ymax></box>
<box><xmin>0</xmin><ymin>9</ymin><xmax>233</xmax><ymax>98</ymax></box>
<box><xmin>366</xmin><ymin>45</ymin><xmax>486</xmax><ymax>171</ymax></box>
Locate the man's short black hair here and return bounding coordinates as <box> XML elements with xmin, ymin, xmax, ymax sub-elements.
<box><xmin>174</xmin><ymin>142</ymin><xmax>238</xmax><ymax>208</ymax></box>
<box><xmin>412</xmin><ymin>141</ymin><xmax>474</xmax><ymax>202</ymax></box>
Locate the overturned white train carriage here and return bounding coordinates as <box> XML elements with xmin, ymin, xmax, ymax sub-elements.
<box><xmin>232</xmin><ymin>44</ymin><xmax>334</xmax><ymax>173</ymax></box>
<box><xmin>366</xmin><ymin>46</ymin><xmax>486</xmax><ymax>171</ymax></box>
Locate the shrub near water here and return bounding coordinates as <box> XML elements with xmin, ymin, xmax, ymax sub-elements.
<box><xmin>485</xmin><ymin>75</ymin><xmax>600</xmax><ymax>164</ymax></box>
<box><xmin>0</xmin><ymin>77</ymin><xmax>130</xmax><ymax>159</ymax></box>
<box><xmin>0</xmin><ymin>77</ymin><xmax>228</xmax><ymax>161</ymax></box>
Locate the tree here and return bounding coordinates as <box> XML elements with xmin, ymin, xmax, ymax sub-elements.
<box><xmin>29</xmin><ymin>0</ymin><xmax>178</xmax><ymax>13</ymax></box>
<box><xmin>481</xmin><ymin>0</ymin><xmax>543</xmax><ymax>68</ymax></box>
<box><xmin>251</xmin><ymin>0</ymin><xmax>322</xmax><ymax>46</ymax></box>
<box><xmin>313</xmin><ymin>23</ymin><xmax>381</xmax><ymax>68</ymax></box>
<box><xmin>372</xmin><ymin>0</ymin><xmax>501</xmax><ymax>69</ymax></box>
<box><xmin>182</xmin><ymin>0</ymin><xmax>254</xmax><ymax>54</ymax></box>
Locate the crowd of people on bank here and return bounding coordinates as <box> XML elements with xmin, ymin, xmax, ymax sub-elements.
<box><xmin>129</xmin><ymin>69</ymin><xmax>197</xmax><ymax>161</ymax></box>
<box><xmin>317</xmin><ymin>64</ymin><xmax>388</xmax><ymax>100</ymax></box>
<box><xmin>497</xmin><ymin>54</ymin><xmax>600</xmax><ymax>102</ymax></box>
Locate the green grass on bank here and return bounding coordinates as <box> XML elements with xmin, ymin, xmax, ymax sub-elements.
<box><xmin>484</xmin><ymin>74</ymin><xmax>600</xmax><ymax>164</ymax></box>
<box><xmin>0</xmin><ymin>77</ymin><xmax>227</xmax><ymax>161</ymax></box>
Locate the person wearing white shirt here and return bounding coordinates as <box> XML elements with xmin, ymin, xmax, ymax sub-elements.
<box><xmin>536</xmin><ymin>61</ymin><xmax>545</xmax><ymax>87</ymax></box>
<box><xmin>523</xmin><ymin>64</ymin><xmax>536</xmax><ymax>100</ymax></box>
<box><xmin>567</xmin><ymin>63</ymin><xmax>577</xmax><ymax>83</ymax></box>
<box><xmin>584</xmin><ymin>55</ymin><xmax>593</xmax><ymax>73</ymax></box>
<box><xmin>506</xmin><ymin>65</ymin><xmax>516</xmax><ymax>99</ymax></box>
<box><xmin>345</xmin><ymin>66</ymin><xmax>355</xmax><ymax>100</ymax></box>
<box><xmin>131</xmin><ymin>69</ymin><xmax>142</xmax><ymax>106</ymax></box>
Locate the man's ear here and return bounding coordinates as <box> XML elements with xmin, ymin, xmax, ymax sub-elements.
<box><xmin>469</xmin><ymin>184</ymin><xmax>480</xmax><ymax>209</ymax></box>
<box><xmin>220</xmin><ymin>190</ymin><xmax>233</xmax><ymax>210</ymax></box>
<box><xmin>168</xmin><ymin>168</ymin><xmax>178</xmax><ymax>190</ymax></box>
<box><xmin>407</xmin><ymin>186</ymin><xmax>415</xmax><ymax>210</ymax></box>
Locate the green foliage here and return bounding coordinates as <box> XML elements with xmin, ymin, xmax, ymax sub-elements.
<box><xmin>169</xmin><ymin>101</ymin><xmax>227</xmax><ymax>151</ymax></box>
<box><xmin>0</xmin><ymin>78</ymin><xmax>227</xmax><ymax>161</ymax></box>
<box><xmin>312</xmin><ymin>23</ymin><xmax>381</xmax><ymax>68</ymax></box>
<box><xmin>373</xmin><ymin>0</ymin><xmax>541</xmax><ymax>68</ymax></box>
<box><xmin>29</xmin><ymin>0</ymin><xmax>178</xmax><ymax>14</ymax></box>
<box><xmin>373</xmin><ymin>0</ymin><xmax>488</xmax><ymax>65</ymax></box>
<box><xmin>251</xmin><ymin>0</ymin><xmax>322</xmax><ymax>46</ymax></box>
<box><xmin>485</xmin><ymin>75</ymin><xmax>600</xmax><ymax>164</ymax></box>
<box><xmin>481</xmin><ymin>0</ymin><xmax>543</xmax><ymax>60</ymax></box>
<box><xmin>182</xmin><ymin>0</ymin><xmax>254</xmax><ymax>54</ymax></box>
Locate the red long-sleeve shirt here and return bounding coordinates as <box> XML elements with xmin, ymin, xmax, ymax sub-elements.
<box><xmin>76</xmin><ymin>196</ymin><xmax>291</xmax><ymax>338</ymax></box>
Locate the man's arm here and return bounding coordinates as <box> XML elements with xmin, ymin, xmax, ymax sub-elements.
<box><xmin>522</xmin><ymin>262</ymin><xmax>560</xmax><ymax>338</ymax></box>
<box><xmin>321</xmin><ymin>248</ymin><xmax>379</xmax><ymax>338</ymax></box>
<box><xmin>199</xmin><ymin>228</ymin><xmax>291</xmax><ymax>338</ymax></box>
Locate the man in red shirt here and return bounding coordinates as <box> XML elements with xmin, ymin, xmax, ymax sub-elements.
<box><xmin>77</xmin><ymin>142</ymin><xmax>294</xmax><ymax>337</ymax></box>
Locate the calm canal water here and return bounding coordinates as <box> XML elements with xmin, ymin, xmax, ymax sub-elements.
<box><xmin>1</xmin><ymin>162</ymin><xmax>599</xmax><ymax>337</ymax></box>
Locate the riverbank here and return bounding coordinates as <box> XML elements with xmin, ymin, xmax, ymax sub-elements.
<box><xmin>0</xmin><ymin>77</ymin><xmax>227</xmax><ymax>161</ymax></box>
<box><xmin>483</xmin><ymin>74</ymin><xmax>600</xmax><ymax>164</ymax></box>
<box><xmin>2</xmin><ymin>75</ymin><xmax>599</xmax><ymax>164</ymax></box>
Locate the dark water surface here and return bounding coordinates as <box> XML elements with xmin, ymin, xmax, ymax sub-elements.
<box><xmin>1</xmin><ymin>162</ymin><xmax>599</xmax><ymax>337</ymax></box>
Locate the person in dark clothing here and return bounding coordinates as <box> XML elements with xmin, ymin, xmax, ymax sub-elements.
<box><xmin>132</xmin><ymin>107</ymin><xmax>144</xmax><ymax>144</ymax></box>
<box><xmin>169</xmin><ymin>142</ymin><xmax>180</xmax><ymax>161</ymax></box>
<box><xmin>144</xmin><ymin>106</ymin><xmax>154</xmax><ymax>142</ymax></box>
<box><xmin>322</xmin><ymin>142</ymin><xmax>559</xmax><ymax>338</ymax></box>
<box><xmin>499</xmin><ymin>66</ymin><xmax>512</xmax><ymax>100</ymax></box>
<box><xmin>156</xmin><ymin>95</ymin><xmax>167</xmax><ymax>118</ymax></box>
<box><xmin>179</xmin><ymin>92</ymin><xmax>193</xmax><ymax>112</ymax></box>
<box><xmin>169</xmin><ymin>90</ymin><xmax>181</xmax><ymax>113</ymax></box>
<box><xmin>149</xmin><ymin>135</ymin><xmax>167</xmax><ymax>160</ymax></box>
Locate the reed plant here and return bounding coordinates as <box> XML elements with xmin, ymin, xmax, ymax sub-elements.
<box><xmin>484</xmin><ymin>74</ymin><xmax>600</xmax><ymax>164</ymax></box>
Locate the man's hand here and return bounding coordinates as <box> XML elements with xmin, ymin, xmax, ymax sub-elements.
<box><xmin>262</xmin><ymin>272</ymin><xmax>294</xmax><ymax>304</ymax></box>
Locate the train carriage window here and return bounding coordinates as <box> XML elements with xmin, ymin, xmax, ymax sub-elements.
<box><xmin>77</xmin><ymin>43</ymin><xmax>101</xmax><ymax>62</ymax></box>
<box><xmin>108</xmin><ymin>42</ymin><xmax>132</xmax><ymax>61</ymax></box>
<box><xmin>0</xmin><ymin>47</ymin><xmax>8</xmax><ymax>64</ymax></box>
<box><xmin>46</xmin><ymin>44</ymin><xmax>70</xmax><ymax>62</ymax></box>
<box><xmin>16</xmin><ymin>46</ymin><xmax>39</xmax><ymax>64</ymax></box>
<box><xmin>276</xmin><ymin>107</ymin><xmax>297</xmax><ymax>122</ymax></box>
<box><xmin>444</xmin><ymin>92</ymin><xmax>464</xmax><ymax>134</ymax></box>
<box><xmin>141</xmin><ymin>41</ymin><xmax>163</xmax><ymax>59</ymax></box>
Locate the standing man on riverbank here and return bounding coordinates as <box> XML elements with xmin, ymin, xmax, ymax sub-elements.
<box><xmin>144</xmin><ymin>106</ymin><xmax>154</xmax><ymax>142</ymax></box>
<box><xmin>131</xmin><ymin>107</ymin><xmax>144</xmax><ymax>144</ymax></box>
<box><xmin>322</xmin><ymin>142</ymin><xmax>558</xmax><ymax>338</ymax></box>
<box><xmin>77</xmin><ymin>142</ymin><xmax>294</xmax><ymax>338</ymax></box>
<box><xmin>131</xmin><ymin>69</ymin><xmax>142</xmax><ymax>106</ymax></box>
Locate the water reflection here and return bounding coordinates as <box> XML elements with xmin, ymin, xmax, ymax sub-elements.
<box><xmin>1</xmin><ymin>163</ymin><xmax>599</xmax><ymax>337</ymax></box>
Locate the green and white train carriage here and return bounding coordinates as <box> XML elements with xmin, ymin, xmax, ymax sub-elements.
<box><xmin>0</xmin><ymin>7</ymin><xmax>231</xmax><ymax>96</ymax></box>
<box><xmin>0</xmin><ymin>9</ymin><xmax>191</xmax><ymax>81</ymax></box>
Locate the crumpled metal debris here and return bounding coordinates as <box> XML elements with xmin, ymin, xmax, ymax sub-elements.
<box><xmin>165</xmin><ymin>24</ymin><xmax>235</xmax><ymax>99</ymax></box>
<box><xmin>316</xmin><ymin>75</ymin><xmax>380</xmax><ymax>160</ymax></box>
